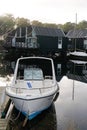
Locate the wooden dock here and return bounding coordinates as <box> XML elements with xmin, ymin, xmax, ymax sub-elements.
<box><xmin>0</xmin><ymin>119</ymin><xmax>7</xmax><ymax>130</ymax></box>
<box><xmin>0</xmin><ymin>87</ymin><xmax>9</xmax><ymax>130</ymax></box>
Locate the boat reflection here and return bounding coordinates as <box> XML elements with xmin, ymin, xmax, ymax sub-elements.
<box><xmin>6</xmin><ymin>103</ymin><xmax>57</xmax><ymax>130</ymax></box>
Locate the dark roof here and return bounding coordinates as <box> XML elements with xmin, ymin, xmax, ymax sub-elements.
<box><xmin>66</xmin><ymin>29</ymin><xmax>87</xmax><ymax>38</ymax></box>
<box><xmin>7</xmin><ymin>26</ymin><xmax>65</xmax><ymax>38</ymax></box>
<box><xmin>32</xmin><ymin>26</ymin><xmax>65</xmax><ymax>37</ymax></box>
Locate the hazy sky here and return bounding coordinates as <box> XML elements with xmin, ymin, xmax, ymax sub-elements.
<box><xmin>0</xmin><ymin>0</ymin><xmax>87</xmax><ymax>24</ymax></box>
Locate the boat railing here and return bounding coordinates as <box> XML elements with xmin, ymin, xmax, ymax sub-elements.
<box><xmin>17</xmin><ymin>75</ymin><xmax>53</xmax><ymax>80</ymax></box>
<box><xmin>6</xmin><ymin>83</ymin><xmax>58</xmax><ymax>94</ymax></box>
<box><xmin>44</xmin><ymin>75</ymin><xmax>53</xmax><ymax>79</ymax></box>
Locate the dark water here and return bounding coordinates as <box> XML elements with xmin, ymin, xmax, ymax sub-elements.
<box><xmin>1</xmin><ymin>57</ymin><xmax>87</xmax><ymax>130</ymax></box>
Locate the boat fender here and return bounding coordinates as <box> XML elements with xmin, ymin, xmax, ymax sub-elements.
<box><xmin>53</xmin><ymin>92</ymin><xmax>59</xmax><ymax>102</ymax></box>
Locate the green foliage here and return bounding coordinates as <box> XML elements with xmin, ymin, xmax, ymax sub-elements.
<box><xmin>43</xmin><ymin>23</ymin><xmax>58</xmax><ymax>28</ymax></box>
<box><xmin>15</xmin><ymin>17</ymin><xmax>30</xmax><ymax>27</ymax></box>
<box><xmin>62</xmin><ymin>22</ymin><xmax>75</xmax><ymax>33</ymax></box>
<box><xmin>0</xmin><ymin>13</ymin><xmax>87</xmax><ymax>36</ymax></box>
<box><xmin>31</xmin><ymin>20</ymin><xmax>43</xmax><ymax>26</ymax></box>
<box><xmin>77</xmin><ymin>20</ymin><xmax>87</xmax><ymax>29</ymax></box>
<box><xmin>0</xmin><ymin>14</ymin><xmax>15</xmax><ymax>35</ymax></box>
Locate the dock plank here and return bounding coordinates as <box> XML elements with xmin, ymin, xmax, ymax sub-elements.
<box><xmin>0</xmin><ymin>119</ymin><xmax>7</xmax><ymax>130</ymax></box>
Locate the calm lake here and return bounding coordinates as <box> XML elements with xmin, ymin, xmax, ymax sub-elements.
<box><xmin>0</xmin><ymin>57</ymin><xmax>87</xmax><ymax>130</ymax></box>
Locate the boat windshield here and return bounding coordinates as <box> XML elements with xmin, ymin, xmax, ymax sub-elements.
<box><xmin>24</xmin><ymin>68</ymin><xmax>43</xmax><ymax>80</ymax></box>
<box><xmin>16</xmin><ymin>58</ymin><xmax>53</xmax><ymax>80</ymax></box>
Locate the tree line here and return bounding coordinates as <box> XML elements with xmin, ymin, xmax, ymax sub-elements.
<box><xmin>0</xmin><ymin>14</ymin><xmax>87</xmax><ymax>36</ymax></box>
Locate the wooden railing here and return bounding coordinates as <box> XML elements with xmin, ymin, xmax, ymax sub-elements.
<box><xmin>4</xmin><ymin>42</ymin><xmax>40</xmax><ymax>49</ymax></box>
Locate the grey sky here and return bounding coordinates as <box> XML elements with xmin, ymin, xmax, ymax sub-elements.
<box><xmin>0</xmin><ymin>0</ymin><xmax>87</xmax><ymax>24</ymax></box>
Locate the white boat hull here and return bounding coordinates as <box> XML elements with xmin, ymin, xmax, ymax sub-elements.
<box><xmin>6</xmin><ymin>57</ymin><xmax>59</xmax><ymax>120</ymax></box>
<box><xmin>69</xmin><ymin>51</ymin><xmax>87</xmax><ymax>61</ymax></box>
<box><xmin>8</xmin><ymin>92</ymin><xmax>57</xmax><ymax>119</ymax></box>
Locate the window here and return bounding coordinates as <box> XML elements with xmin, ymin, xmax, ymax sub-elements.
<box><xmin>12</xmin><ymin>37</ymin><xmax>15</xmax><ymax>47</ymax></box>
<box><xmin>58</xmin><ymin>37</ymin><xmax>62</xmax><ymax>49</ymax></box>
<box><xmin>57</xmin><ymin>64</ymin><xmax>61</xmax><ymax>75</ymax></box>
<box><xmin>84</xmin><ymin>40</ymin><xmax>87</xmax><ymax>49</ymax></box>
<box><xmin>24</xmin><ymin>68</ymin><xmax>43</xmax><ymax>80</ymax></box>
<box><xmin>27</xmin><ymin>37</ymin><xmax>37</xmax><ymax>48</ymax></box>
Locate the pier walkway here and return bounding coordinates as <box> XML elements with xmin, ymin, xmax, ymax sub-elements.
<box><xmin>0</xmin><ymin>119</ymin><xmax>7</xmax><ymax>130</ymax></box>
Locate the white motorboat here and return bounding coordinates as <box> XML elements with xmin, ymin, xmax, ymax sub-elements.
<box><xmin>6</xmin><ymin>57</ymin><xmax>59</xmax><ymax>120</ymax></box>
<box><xmin>69</xmin><ymin>51</ymin><xmax>87</xmax><ymax>61</ymax></box>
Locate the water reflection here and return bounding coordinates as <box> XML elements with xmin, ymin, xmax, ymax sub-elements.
<box><xmin>6</xmin><ymin>103</ymin><xmax>57</xmax><ymax>130</ymax></box>
<box><xmin>8</xmin><ymin>58</ymin><xmax>87</xmax><ymax>83</ymax></box>
<box><xmin>2</xmin><ymin>58</ymin><xmax>68</xmax><ymax>82</ymax></box>
<box><xmin>54</xmin><ymin>59</ymin><xmax>67</xmax><ymax>81</ymax></box>
<box><xmin>3</xmin><ymin>57</ymin><xmax>87</xmax><ymax>83</ymax></box>
<box><xmin>67</xmin><ymin>60</ymin><xmax>87</xmax><ymax>83</ymax></box>
<box><xmin>55</xmin><ymin>76</ymin><xmax>87</xmax><ymax>130</ymax></box>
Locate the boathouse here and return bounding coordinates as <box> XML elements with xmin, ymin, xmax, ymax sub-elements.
<box><xmin>4</xmin><ymin>26</ymin><xmax>67</xmax><ymax>58</ymax></box>
<box><xmin>66</xmin><ymin>60</ymin><xmax>87</xmax><ymax>83</ymax></box>
<box><xmin>66</xmin><ymin>29</ymin><xmax>87</xmax><ymax>52</ymax></box>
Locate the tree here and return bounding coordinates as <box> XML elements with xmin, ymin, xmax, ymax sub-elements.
<box><xmin>31</xmin><ymin>20</ymin><xmax>43</xmax><ymax>26</ymax></box>
<box><xmin>77</xmin><ymin>20</ymin><xmax>87</xmax><ymax>29</ymax></box>
<box><xmin>43</xmin><ymin>23</ymin><xmax>58</xmax><ymax>28</ymax></box>
<box><xmin>57</xmin><ymin>24</ymin><xmax>63</xmax><ymax>29</ymax></box>
<box><xmin>62</xmin><ymin>22</ymin><xmax>75</xmax><ymax>33</ymax></box>
<box><xmin>15</xmin><ymin>17</ymin><xmax>30</xmax><ymax>27</ymax></box>
<box><xmin>0</xmin><ymin>14</ymin><xmax>15</xmax><ymax>35</ymax></box>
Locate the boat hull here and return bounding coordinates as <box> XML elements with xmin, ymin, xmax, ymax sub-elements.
<box><xmin>69</xmin><ymin>54</ymin><xmax>87</xmax><ymax>61</ymax></box>
<box><xmin>69</xmin><ymin>51</ymin><xmax>87</xmax><ymax>61</ymax></box>
<box><xmin>8</xmin><ymin>93</ymin><xmax>57</xmax><ymax>120</ymax></box>
<box><xmin>5</xmin><ymin>56</ymin><xmax>59</xmax><ymax>120</ymax></box>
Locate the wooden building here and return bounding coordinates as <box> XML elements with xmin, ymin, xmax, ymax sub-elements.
<box><xmin>66</xmin><ymin>29</ymin><xmax>87</xmax><ymax>52</ymax></box>
<box><xmin>4</xmin><ymin>26</ymin><xmax>67</xmax><ymax>58</ymax></box>
<box><xmin>66</xmin><ymin>60</ymin><xmax>87</xmax><ymax>83</ymax></box>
